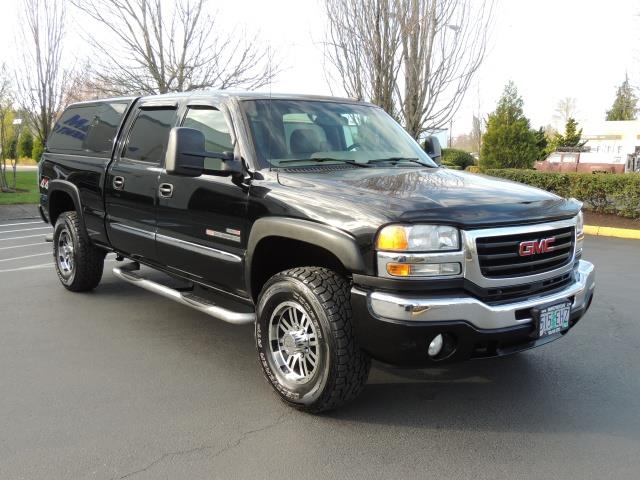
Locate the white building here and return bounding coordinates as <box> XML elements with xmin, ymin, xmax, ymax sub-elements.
<box><xmin>581</xmin><ymin>120</ymin><xmax>640</xmax><ymax>170</ymax></box>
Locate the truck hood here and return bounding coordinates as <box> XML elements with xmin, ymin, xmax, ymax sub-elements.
<box><xmin>275</xmin><ymin>167</ymin><xmax>581</xmax><ymax>229</ymax></box>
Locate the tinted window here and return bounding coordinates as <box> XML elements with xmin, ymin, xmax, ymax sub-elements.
<box><xmin>123</xmin><ymin>108</ymin><xmax>176</xmax><ymax>162</ymax></box>
<box><xmin>47</xmin><ymin>101</ymin><xmax>130</xmax><ymax>157</ymax></box>
<box><xmin>182</xmin><ymin>107</ymin><xmax>233</xmax><ymax>170</ymax></box>
<box><xmin>242</xmin><ymin>99</ymin><xmax>436</xmax><ymax>168</ymax></box>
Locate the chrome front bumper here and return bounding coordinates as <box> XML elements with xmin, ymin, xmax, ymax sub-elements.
<box><xmin>363</xmin><ymin>260</ymin><xmax>595</xmax><ymax>330</ymax></box>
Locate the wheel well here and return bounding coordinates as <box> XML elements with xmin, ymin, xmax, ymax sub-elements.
<box><xmin>250</xmin><ymin>236</ymin><xmax>349</xmax><ymax>301</ymax></box>
<box><xmin>48</xmin><ymin>190</ymin><xmax>76</xmax><ymax>225</ymax></box>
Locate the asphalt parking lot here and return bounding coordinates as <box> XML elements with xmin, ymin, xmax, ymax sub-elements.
<box><xmin>0</xmin><ymin>218</ymin><xmax>639</xmax><ymax>479</ymax></box>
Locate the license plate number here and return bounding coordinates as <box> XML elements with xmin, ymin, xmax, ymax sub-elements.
<box><xmin>535</xmin><ymin>301</ymin><xmax>571</xmax><ymax>338</ymax></box>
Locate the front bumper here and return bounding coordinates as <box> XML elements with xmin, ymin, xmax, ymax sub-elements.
<box><xmin>351</xmin><ymin>260</ymin><xmax>595</xmax><ymax>367</ymax></box>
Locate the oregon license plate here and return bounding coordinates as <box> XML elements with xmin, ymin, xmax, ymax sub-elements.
<box><xmin>533</xmin><ymin>301</ymin><xmax>572</xmax><ymax>338</ymax></box>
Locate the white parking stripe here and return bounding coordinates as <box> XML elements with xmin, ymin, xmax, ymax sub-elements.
<box><xmin>0</xmin><ymin>262</ymin><xmax>52</xmax><ymax>273</ymax></box>
<box><xmin>0</xmin><ymin>252</ymin><xmax>51</xmax><ymax>263</ymax></box>
<box><xmin>0</xmin><ymin>226</ymin><xmax>51</xmax><ymax>234</ymax></box>
<box><xmin>0</xmin><ymin>234</ymin><xmax>48</xmax><ymax>242</ymax></box>
<box><xmin>0</xmin><ymin>257</ymin><xmax>116</xmax><ymax>274</ymax></box>
<box><xmin>0</xmin><ymin>221</ymin><xmax>43</xmax><ymax>228</ymax></box>
<box><xmin>0</xmin><ymin>242</ymin><xmax>48</xmax><ymax>251</ymax></box>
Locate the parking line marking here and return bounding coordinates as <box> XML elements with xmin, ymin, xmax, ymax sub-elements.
<box><xmin>0</xmin><ymin>257</ymin><xmax>116</xmax><ymax>274</ymax></box>
<box><xmin>0</xmin><ymin>221</ymin><xmax>43</xmax><ymax>227</ymax></box>
<box><xmin>0</xmin><ymin>262</ymin><xmax>52</xmax><ymax>273</ymax></box>
<box><xmin>0</xmin><ymin>226</ymin><xmax>51</xmax><ymax>234</ymax></box>
<box><xmin>0</xmin><ymin>242</ymin><xmax>48</xmax><ymax>251</ymax></box>
<box><xmin>0</xmin><ymin>252</ymin><xmax>51</xmax><ymax>263</ymax></box>
<box><xmin>0</xmin><ymin>234</ymin><xmax>48</xmax><ymax>242</ymax></box>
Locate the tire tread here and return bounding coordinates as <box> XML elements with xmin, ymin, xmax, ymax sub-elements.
<box><xmin>54</xmin><ymin>211</ymin><xmax>104</xmax><ymax>292</ymax></box>
<box><xmin>260</xmin><ymin>267</ymin><xmax>370</xmax><ymax>413</ymax></box>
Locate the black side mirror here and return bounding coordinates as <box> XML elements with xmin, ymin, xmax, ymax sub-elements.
<box><xmin>424</xmin><ymin>136</ymin><xmax>442</xmax><ymax>166</ymax></box>
<box><xmin>165</xmin><ymin>127</ymin><xmax>240</xmax><ymax>177</ymax></box>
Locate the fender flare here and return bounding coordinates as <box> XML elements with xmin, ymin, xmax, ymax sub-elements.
<box><xmin>47</xmin><ymin>179</ymin><xmax>89</xmax><ymax>240</ymax></box>
<box><xmin>245</xmin><ymin>217</ymin><xmax>367</xmax><ymax>296</ymax></box>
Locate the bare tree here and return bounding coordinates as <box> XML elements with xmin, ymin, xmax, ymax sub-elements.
<box><xmin>325</xmin><ymin>0</ymin><xmax>404</xmax><ymax>117</ymax></box>
<box><xmin>15</xmin><ymin>0</ymin><xmax>67</xmax><ymax>146</ymax></box>
<box><xmin>60</xmin><ymin>62</ymin><xmax>105</xmax><ymax>106</ymax></box>
<box><xmin>553</xmin><ymin>97</ymin><xmax>578</xmax><ymax>126</ymax></box>
<box><xmin>0</xmin><ymin>65</ymin><xmax>15</xmax><ymax>192</ymax></box>
<box><xmin>70</xmin><ymin>0</ymin><xmax>277</xmax><ymax>95</ymax></box>
<box><xmin>471</xmin><ymin>114</ymin><xmax>483</xmax><ymax>153</ymax></box>
<box><xmin>324</xmin><ymin>0</ymin><xmax>494</xmax><ymax>139</ymax></box>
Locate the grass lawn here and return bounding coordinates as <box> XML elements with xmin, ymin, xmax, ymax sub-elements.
<box><xmin>0</xmin><ymin>171</ymin><xmax>39</xmax><ymax>205</ymax></box>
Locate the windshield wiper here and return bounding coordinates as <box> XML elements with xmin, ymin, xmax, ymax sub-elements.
<box><xmin>366</xmin><ymin>157</ymin><xmax>435</xmax><ymax>167</ymax></box>
<box><xmin>278</xmin><ymin>157</ymin><xmax>370</xmax><ymax>167</ymax></box>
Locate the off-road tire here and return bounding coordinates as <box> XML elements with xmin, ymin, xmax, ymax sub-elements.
<box><xmin>256</xmin><ymin>267</ymin><xmax>370</xmax><ymax>413</ymax></box>
<box><xmin>53</xmin><ymin>211</ymin><xmax>105</xmax><ymax>292</ymax></box>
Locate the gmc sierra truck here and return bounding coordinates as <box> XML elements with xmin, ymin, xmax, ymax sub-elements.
<box><xmin>39</xmin><ymin>92</ymin><xmax>595</xmax><ymax>412</ymax></box>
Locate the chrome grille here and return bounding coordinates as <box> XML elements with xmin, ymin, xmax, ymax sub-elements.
<box><xmin>476</xmin><ymin>226</ymin><xmax>575</xmax><ymax>278</ymax></box>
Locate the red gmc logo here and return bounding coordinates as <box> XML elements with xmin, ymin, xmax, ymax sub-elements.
<box><xmin>519</xmin><ymin>237</ymin><xmax>555</xmax><ymax>256</ymax></box>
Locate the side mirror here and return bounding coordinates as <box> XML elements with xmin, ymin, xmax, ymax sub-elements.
<box><xmin>424</xmin><ymin>136</ymin><xmax>442</xmax><ymax>166</ymax></box>
<box><xmin>165</xmin><ymin>127</ymin><xmax>239</xmax><ymax>177</ymax></box>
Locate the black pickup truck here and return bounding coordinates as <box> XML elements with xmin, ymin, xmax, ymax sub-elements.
<box><xmin>39</xmin><ymin>92</ymin><xmax>595</xmax><ymax>412</ymax></box>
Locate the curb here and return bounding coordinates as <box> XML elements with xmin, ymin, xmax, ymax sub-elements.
<box><xmin>584</xmin><ymin>224</ymin><xmax>640</xmax><ymax>240</ymax></box>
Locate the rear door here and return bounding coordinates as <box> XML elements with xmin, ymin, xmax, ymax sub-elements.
<box><xmin>155</xmin><ymin>102</ymin><xmax>249</xmax><ymax>296</ymax></box>
<box><xmin>105</xmin><ymin>101</ymin><xmax>179</xmax><ymax>262</ymax></box>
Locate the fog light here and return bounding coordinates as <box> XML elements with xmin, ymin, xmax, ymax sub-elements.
<box><xmin>428</xmin><ymin>334</ymin><xmax>444</xmax><ymax>357</ymax></box>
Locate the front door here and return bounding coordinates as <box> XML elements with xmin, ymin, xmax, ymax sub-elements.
<box><xmin>105</xmin><ymin>103</ymin><xmax>179</xmax><ymax>262</ymax></box>
<box><xmin>155</xmin><ymin>104</ymin><xmax>249</xmax><ymax>297</ymax></box>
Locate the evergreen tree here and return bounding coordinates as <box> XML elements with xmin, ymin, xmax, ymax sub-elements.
<box><xmin>554</xmin><ymin>118</ymin><xmax>585</xmax><ymax>148</ymax></box>
<box><xmin>480</xmin><ymin>81</ymin><xmax>539</xmax><ymax>169</ymax></box>
<box><xmin>533</xmin><ymin>127</ymin><xmax>549</xmax><ymax>160</ymax></box>
<box><xmin>17</xmin><ymin>130</ymin><xmax>33</xmax><ymax>159</ymax></box>
<box><xmin>606</xmin><ymin>75</ymin><xmax>638</xmax><ymax>121</ymax></box>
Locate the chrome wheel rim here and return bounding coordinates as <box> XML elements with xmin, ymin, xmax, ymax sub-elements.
<box><xmin>57</xmin><ymin>229</ymin><xmax>74</xmax><ymax>275</ymax></box>
<box><xmin>268</xmin><ymin>301</ymin><xmax>320</xmax><ymax>386</ymax></box>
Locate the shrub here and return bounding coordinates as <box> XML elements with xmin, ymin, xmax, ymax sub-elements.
<box><xmin>483</xmin><ymin>169</ymin><xmax>640</xmax><ymax>219</ymax></box>
<box><xmin>17</xmin><ymin>130</ymin><xmax>33</xmax><ymax>159</ymax></box>
<box><xmin>32</xmin><ymin>137</ymin><xmax>44</xmax><ymax>161</ymax></box>
<box><xmin>441</xmin><ymin>148</ymin><xmax>475</xmax><ymax>170</ymax></box>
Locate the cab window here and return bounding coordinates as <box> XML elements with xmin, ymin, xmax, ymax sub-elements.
<box><xmin>123</xmin><ymin>108</ymin><xmax>177</xmax><ymax>163</ymax></box>
<box><xmin>182</xmin><ymin>107</ymin><xmax>233</xmax><ymax>170</ymax></box>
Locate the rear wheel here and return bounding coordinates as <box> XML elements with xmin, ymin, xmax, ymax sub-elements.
<box><xmin>256</xmin><ymin>267</ymin><xmax>370</xmax><ymax>413</ymax></box>
<box><xmin>53</xmin><ymin>211</ymin><xmax>105</xmax><ymax>292</ymax></box>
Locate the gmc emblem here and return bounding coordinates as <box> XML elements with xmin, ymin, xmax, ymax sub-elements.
<box><xmin>519</xmin><ymin>237</ymin><xmax>555</xmax><ymax>256</ymax></box>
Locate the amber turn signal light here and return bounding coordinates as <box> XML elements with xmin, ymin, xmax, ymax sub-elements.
<box><xmin>376</xmin><ymin>226</ymin><xmax>409</xmax><ymax>251</ymax></box>
<box><xmin>386</xmin><ymin>263</ymin><xmax>411</xmax><ymax>276</ymax></box>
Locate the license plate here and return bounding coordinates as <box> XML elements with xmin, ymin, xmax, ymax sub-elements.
<box><xmin>533</xmin><ymin>301</ymin><xmax>571</xmax><ymax>338</ymax></box>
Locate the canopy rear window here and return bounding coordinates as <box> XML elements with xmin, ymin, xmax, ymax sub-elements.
<box><xmin>47</xmin><ymin>100</ymin><xmax>133</xmax><ymax>158</ymax></box>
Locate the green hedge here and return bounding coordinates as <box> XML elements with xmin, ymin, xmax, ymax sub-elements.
<box><xmin>481</xmin><ymin>169</ymin><xmax>640</xmax><ymax>219</ymax></box>
<box><xmin>441</xmin><ymin>148</ymin><xmax>475</xmax><ymax>170</ymax></box>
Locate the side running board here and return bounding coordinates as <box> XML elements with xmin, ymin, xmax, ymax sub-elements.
<box><xmin>113</xmin><ymin>262</ymin><xmax>255</xmax><ymax>325</ymax></box>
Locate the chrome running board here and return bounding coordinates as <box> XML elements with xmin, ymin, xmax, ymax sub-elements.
<box><xmin>113</xmin><ymin>262</ymin><xmax>255</xmax><ymax>325</ymax></box>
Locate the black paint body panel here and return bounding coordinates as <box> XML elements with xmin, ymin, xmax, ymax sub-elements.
<box><xmin>39</xmin><ymin>91</ymin><xmax>582</xmax><ymax>307</ymax></box>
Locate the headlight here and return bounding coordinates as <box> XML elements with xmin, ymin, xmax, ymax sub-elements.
<box><xmin>576</xmin><ymin>211</ymin><xmax>584</xmax><ymax>237</ymax></box>
<box><xmin>376</xmin><ymin>224</ymin><xmax>460</xmax><ymax>252</ymax></box>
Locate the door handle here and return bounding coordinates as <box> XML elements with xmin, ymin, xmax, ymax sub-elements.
<box><xmin>113</xmin><ymin>176</ymin><xmax>125</xmax><ymax>190</ymax></box>
<box><xmin>159</xmin><ymin>183</ymin><xmax>174</xmax><ymax>198</ymax></box>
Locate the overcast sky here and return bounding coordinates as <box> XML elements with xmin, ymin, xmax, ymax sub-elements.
<box><xmin>1</xmin><ymin>0</ymin><xmax>638</xmax><ymax>133</ymax></box>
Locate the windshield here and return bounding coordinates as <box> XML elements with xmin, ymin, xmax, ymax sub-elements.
<box><xmin>241</xmin><ymin>99</ymin><xmax>437</xmax><ymax>168</ymax></box>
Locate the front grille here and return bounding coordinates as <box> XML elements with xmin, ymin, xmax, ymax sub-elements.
<box><xmin>466</xmin><ymin>272</ymin><xmax>574</xmax><ymax>305</ymax></box>
<box><xmin>476</xmin><ymin>226</ymin><xmax>575</xmax><ymax>278</ymax></box>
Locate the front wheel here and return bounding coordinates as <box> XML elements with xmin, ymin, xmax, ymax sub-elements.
<box><xmin>53</xmin><ymin>211</ymin><xmax>105</xmax><ymax>292</ymax></box>
<box><xmin>256</xmin><ymin>267</ymin><xmax>370</xmax><ymax>413</ymax></box>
